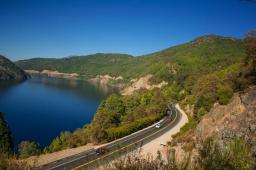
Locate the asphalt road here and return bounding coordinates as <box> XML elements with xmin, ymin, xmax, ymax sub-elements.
<box><xmin>39</xmin><ymin>104</ymin><xmax>181</xmax><ymax>170</ymax></box>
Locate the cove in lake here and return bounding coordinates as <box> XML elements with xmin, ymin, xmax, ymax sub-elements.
<box><xmin>0</xmin><ymin>76</ymin><xmax>118</xmax><ymax>149</ymax></box>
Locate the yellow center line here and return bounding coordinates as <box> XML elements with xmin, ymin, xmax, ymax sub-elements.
<box><xmin>72</xmin><ymin>110</ymin><xmax>178</xmax><ymax>170</ymax></box>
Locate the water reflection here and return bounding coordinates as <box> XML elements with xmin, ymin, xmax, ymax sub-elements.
<box><xmin>0</xmin><ymin>76</ymin><xmax>117</xmax><ymax>148</ymax></box>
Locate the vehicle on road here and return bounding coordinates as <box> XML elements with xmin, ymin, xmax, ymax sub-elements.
<box><xmin>155</xmin><ymin>123</ymin><xmax>161</xmax><ymax>128</ymax></box>
<box><xmin>160</xmin><ymin>141</ymin><xmax>166</xmax><ymax>146</ymax></box>
<box><xmin>95</xmin><ymin>148</ymin><xmax>109</xmax><ymax>155</ymax></box>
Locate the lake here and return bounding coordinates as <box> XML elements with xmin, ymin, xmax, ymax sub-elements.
<box><xmin>0</xmin><ymin>76</ymin><xmax>117</xmax><ymax>149</ymax></box>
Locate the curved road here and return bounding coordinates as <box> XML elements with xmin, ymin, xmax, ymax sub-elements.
<box><xmin>38</xmin><ymin>104</ymin><xmax>181</xmax><ymax>170</ymax></box>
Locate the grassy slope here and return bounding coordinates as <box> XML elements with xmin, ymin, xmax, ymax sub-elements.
<box><xmin>16</xmin><ymin>35</ymin><xmax>245</xmax><ymax>83</ymax></box>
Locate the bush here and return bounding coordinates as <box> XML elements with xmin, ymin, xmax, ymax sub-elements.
<box><xmin>47</xmin><ymin>126</ymin><xmax>91</xmax><ymax>153</ymax></box>
<box><xmin>217</xmin><ymin>85</ymin><xmax>233</xmax><ymax>105</ymax></box>
<box><xmin>101</xmin><ymin>137</ymin><xmax>254</xmax><ymax>170</ymax></box>
<box><xmin>0</xmin><ymin>153</ymin><xmax>32</xmax><ymax>170</ymax></box>
<box><xmin>106</xmin><ymin>116</ymin><xmax>160</xmax><ymax>141</ymax></box>
<box><xmin>198</xmin><ymin>137</ymin><xmax>253</xmax><ymax>170</ymax></box>
<box><xmin>194</xmin><ymin>94</ymin><xmax>216</xmax><ymax>119</ymax></box>
<box><xmin>195</xmin><ymin>107</ymin><xmax>207</xmax><ymax>120</ymax></box>
<box><xmin>18</xmin><ymin>141</ymin><xmax>41</xmax><ymax>159</ymax></box>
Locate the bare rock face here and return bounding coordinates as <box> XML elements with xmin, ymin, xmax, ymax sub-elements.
<box><xmin>121</xmin><ymin>74</ymin><xmax>168</xmax><ymax>95</ymax></box>
<box><xmin>0</xmin><ymin>55</ymin><xmax>29</xmax><ymax>81</ymax></box>
<box><xmin>172</xmin><ymin>86</ymin><xmax>256</xmax><ymax>161</ymax></box>
<box><xmin>197</xmin><ymin>86</ymin><xmax>256</xmax><ymax>155</ymax></box>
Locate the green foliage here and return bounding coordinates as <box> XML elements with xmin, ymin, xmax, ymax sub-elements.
<box><xmin>90</xmin><ymin>88</ymin><xmax>169</xmax><ymax>143</ymax></box>
<box><xmin>16</xmin><ymin>35</ymin><xmax>245</xmax><ymax>84</ymax></box>
<box><xmin>196</xmin><ymin>107</ymin><xmax>207</xmax><ymax>118</ymax></box>
<box><xmin>194</xmin><ymin>94</ymin><xmax>216</xmax><ymax>119</ymax></box>
<box><xmin>18</xmin><ymin>141</ymin><xmax>41</xmax><ymax>159</ymax></box>
<box><xmin>243</xmin><ymin>30</ymin><xmax>256</xmax><ymax>73</ymax></box>
<box><xmin>217</xmin><ymin>85</ymin><xmax>233</xmax><ymax>105</ymax></box>
<box><xmin>0</xmin><ymin>112</ymin><xmax>13</xmax><ymax>156</ymax></box>
<box><xmin>106</xmin><ymin>116</ymin><xmax>160</xmax><ymax>141</ymax></box>
<box><xmin>47</xmin><ymin>125</ymin><xmax>91</xmax><ymax>153</ymax></box>
<box><xmin>191</xmin><ymin>62</ymin><xmax>251</xmax><ymax>119</ymax></box>
<box><xmin>43</xmin><ymin>35</ymin><xmax>254</xmax><ymax>154</ymax></box>
<box><xmin>198</xmin><ymin>137</ymin><xmax>253</xmax><ymax>170</ymax></box>
<box><xmin>181</xmin><ymin>119</ymin><xmax>197</xmax><ymax>134</ymax></box>
<box><xmin>103</xmin><ymin>137</ymin><xmax>253</xmax><ymax>170</ymax></box>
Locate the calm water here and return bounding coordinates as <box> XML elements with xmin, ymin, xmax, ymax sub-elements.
<box><xmin>0</xmin><ymin>76</ymin><xmax>117</xmax><ymax>149</ymax></box>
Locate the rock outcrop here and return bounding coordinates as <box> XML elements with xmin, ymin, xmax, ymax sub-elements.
<box><xmin>0</xmin><ymin>55</ymin><xmax>29</xmax><ymax>81</ymax></box>
<box><xmin>121</xmin><ymin>75</ymin><xmax>168</xmax><ymax>95</ymax></box>
<box><xmin>172</xmin><ymin>86</ymin><xmax>256</xmax><ymax>161</ymax></box>
<box><xmin>89</xmin><ymin>74</ymin><xmax>123</xmax><ymax>85</ymax></box>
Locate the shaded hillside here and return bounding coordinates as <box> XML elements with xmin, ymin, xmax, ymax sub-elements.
<box><xmin>16</xmin><ymin>35</ymin><xmax>245</xmax><ymax>85</ymax></box>
<box><xmin>0</xmin><ymin>55</ymin><xmax>29</xmax><ymax>81</ymax></box>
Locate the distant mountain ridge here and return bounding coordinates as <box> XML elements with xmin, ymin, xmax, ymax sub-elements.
<box><xmin>15</xmin><ymin>35</ymin><xmax>245</xmax><ymax>85</ymax></box>
<box><xmin>0</xmin><ymin>55</ymin><xmax>29</xmax><ymax>80</ymax></box>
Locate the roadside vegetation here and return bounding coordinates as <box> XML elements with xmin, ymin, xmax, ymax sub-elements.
<box><xmin>0</xmin><ymin>112</ymin><xmax>32</xmax><ymax>169</ymax></box>
<box><xmin>46</xmin><ymin>87</ymin><xmax>174</xmax><ymax>152</ymax></box>
<box><xmin>102</xmin><ymin>137</ymin><xmax>254</xmax><ymax>170</ymax></box>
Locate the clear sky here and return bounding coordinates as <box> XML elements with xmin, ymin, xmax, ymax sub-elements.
<box><xmin>0</xmin><ymin>0</ymin><xmax>256</xmax><ymax>60</ymax></box>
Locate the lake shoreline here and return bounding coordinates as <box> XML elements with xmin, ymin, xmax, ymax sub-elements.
<box><xmin>25</xmin><ymin>69</ymin><xmax>124</xmax><ymax>92</ymax></box>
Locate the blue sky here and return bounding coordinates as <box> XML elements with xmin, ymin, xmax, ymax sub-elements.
<box><xmin>0</xmin><ymin>0</ymin><xmax>256</xmax><ymax>60</ymax></box>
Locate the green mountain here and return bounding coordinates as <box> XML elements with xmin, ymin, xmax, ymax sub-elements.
<box><xmin>16</xmin><ymin>53</ymin><xmax>134</xmax><ymax>79</ymax></box>
<box><xmin>0</xmin><ymin>55</ymin><xmax>29</xmax><ymax>81</ymax></box>
<box><xmin>15</xmin><ymin>34</ymin><xmax>254</xmax><ymax>157</ymax></box>
<box><xmin>16</xmin><ymin>35</ymin><xmax>245</xmax><ymax>85</ymax></box>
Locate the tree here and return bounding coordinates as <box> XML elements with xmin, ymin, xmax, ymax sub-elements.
<box><xmin>0</xmin><ymin>112</ymin><xmax>13</xmax><ymax>156</ymax></box>
<box><xmin>18</xmin><ymin>141</ymin><xmax>41</xmax><ymax>159</ymax></box>
<box><xmin>243</xmin><ymin>30</ymin><xmax>256</xmax><ymax>73</ymax></box>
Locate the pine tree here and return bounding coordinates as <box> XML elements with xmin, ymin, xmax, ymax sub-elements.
<box><xmin>0</xmin><ymin>112</ymin><xmax>13</xmax><ymax>156</ymax></box>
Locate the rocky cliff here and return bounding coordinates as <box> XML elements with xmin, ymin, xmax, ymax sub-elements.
<box><xmin>172</xmin><ymin>86</ymin><xmax>256</xmax><ymax>162</ymax></box>
<box><xmin>0</xmin><ymin>55</ymin><xmax>29</xmax><ymax>80</ymax></box>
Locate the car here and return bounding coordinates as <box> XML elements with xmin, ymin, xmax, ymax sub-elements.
<box><xmin>160</xmin><ymin>141</ymin><xmax>166</xmax><ymax>146</ymax></box>
<box><xmin>155</xmin><ymin>123</ymin><xmax>161</xmax><ymax>128</ymax></box>
<box><xmin>95</xmin><ymin>147</ymin><xmax>109</xmax><ymax>155</ymax></box>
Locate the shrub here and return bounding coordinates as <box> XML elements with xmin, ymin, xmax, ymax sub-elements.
<box><xmin>18</xmin><ymin>141</ymin><xmax>41</xmax><ymax>159</ymax></box>
<box><xmin>106</xmin><ymin>116</ymin><xmax>160</xmax><ymax>141</ymax></box>
<box><xmin>198</xmin><ymin>137</ymin><xmax>253</xmax><ymax>170</ymax></box>
<box><xmin>0</xmin><ymin>153</ymin><xmax>32</xmax><ymax>170</ymax></box>
<box><xmin>217</xmin><ymin>85</ymin><xmax>233</xmax><ymax>105</ymax></box>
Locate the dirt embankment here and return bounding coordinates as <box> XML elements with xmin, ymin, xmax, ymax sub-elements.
<box><xmin>25</xmin><ymin>70</ymin><xmax>79</xmax><ymax>79</ymax></box>
<box><xmin>121</xmin><ymin>74</ymin><xmax>168</xmax><ymax>95</ymax></box>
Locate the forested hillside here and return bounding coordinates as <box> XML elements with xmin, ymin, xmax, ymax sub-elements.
<box><xmin>16</xmin><ymin>35</ymin><xmax>244</xmax><ymax>83</ymax></box>
<box><xmin>43</xmin><ymin>34</ymin><xmax>255</xmax><ymax>153</ymax></box>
